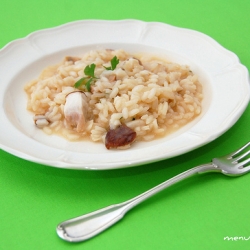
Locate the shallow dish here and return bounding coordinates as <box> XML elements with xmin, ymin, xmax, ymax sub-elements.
<box><xmin>0</xmin><ymin>20</ymin><xmax>249</xmax><ymax>170</ymax></box>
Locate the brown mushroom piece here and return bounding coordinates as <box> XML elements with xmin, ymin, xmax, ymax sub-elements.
<box><xmin>107</xmin><ymin>74</ymin><xmax>116</xmax><ymax>82</ymax></box>
<box><xmin>132</xmin><ymin>57</ymin><xmax>143</xmax><ymax>65</ymax></box>
<box><xmin>64</xmin><ymin>91</ymin><xmax>88</xmax><ymax>132</ymax></box>
<box><xmin>105</xmin><ymin>124</ymin><xmax>137</xmax><ymax>149</ymax></box>
<box><xmin>64</xmin><ymin>56</ymin><xmax>81</xmax><ymax>63</ymax></box>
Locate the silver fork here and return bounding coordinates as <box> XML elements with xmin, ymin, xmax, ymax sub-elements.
<box><xmin>57</xmin><ymin>141</ymin><xmax>250</xmax><ymax>242</ymax></box>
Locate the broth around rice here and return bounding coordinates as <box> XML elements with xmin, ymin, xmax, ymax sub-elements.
<box><xmin>24</xmin><ymin>49</ymin><xmax>203</xmax><ymax>149</ymax></box>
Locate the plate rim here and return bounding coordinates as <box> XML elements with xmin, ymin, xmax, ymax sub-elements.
<box><xmin>0</xmin><ymin>19</ymin><xmax>249</xmax><ymax>170</ymax></box>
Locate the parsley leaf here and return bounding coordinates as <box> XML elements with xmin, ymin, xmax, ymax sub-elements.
<box><xmin>85</xmin><ymin>78</ymin><xmax>94</xmax><ymax>92</ymax></box>
<box><xmin>103</xmin><ymin>65</ymin><xmax>112</xmax><ymax>70</ymax></box>
<box><xmin>103</xmin><ymin>56</ymin><xmax>119</xmax><ymax>70</ymax></box>
<box><xmin>74</xmin><ymin>56</ymin><xmax>119</xmax><ymax>92</ymax></box>
<box><xmin>110</xmin><ymin>56</ymin><xmax>119</xmax><ymax>70</ymax></box>
<box><xmin>84</xmin><ymin>63</ymin><xmax>96</xmax><ymax>78</ymax></box>
<box><xmin>74</xmin><ymin>64</ymin><xmax>98</xmax><ymax>91</ymax></box>
<box><xmin>74</xmin><ymin>77</ymin><xmax>88</xmax><ymax>88</ymax></box>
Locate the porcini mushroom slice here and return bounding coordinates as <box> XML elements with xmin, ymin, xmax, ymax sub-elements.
<box><xmin>64</xmin><ymin>91</ymin><xmax>88</xmax><ymax>132</ymax></box>
<box><xmin>105</xmin><ymin>124</ymin><xmax>136</xmax><ymax>149</ymax></box>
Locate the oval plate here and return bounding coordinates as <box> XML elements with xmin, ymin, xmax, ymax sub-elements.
<box><xmin>0</xmin><ymin>20</ymin><xmax>249</xmax><ymax>170</ymax></box>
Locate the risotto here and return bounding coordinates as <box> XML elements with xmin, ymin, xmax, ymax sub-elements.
<box><xmin>24</xmin><ymin>49</ymin><xmax>203</xmax><ymax>149</ymax></box>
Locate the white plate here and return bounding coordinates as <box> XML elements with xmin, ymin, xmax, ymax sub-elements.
<box><xmin>0</xmin><ymin>20</ymin><xmax>249</xmax><ymax>170</ymax></box>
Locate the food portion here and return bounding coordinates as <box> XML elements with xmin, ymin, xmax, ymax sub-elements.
<box><xmin>24</xmin><ymin>49</ymin><xmax>203</xmax><ymax>149</ymax></box>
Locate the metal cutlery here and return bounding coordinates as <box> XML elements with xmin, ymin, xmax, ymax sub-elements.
<box><xmin>57</xmin><ymin>141</ymin><xmax>250</xmax><ymax>242</ymax></box>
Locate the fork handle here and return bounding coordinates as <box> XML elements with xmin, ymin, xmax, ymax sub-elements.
<box><xmin>57</xmin><ymin>163</ymin><xmax>218</xmax><ymax>242</ymax></box>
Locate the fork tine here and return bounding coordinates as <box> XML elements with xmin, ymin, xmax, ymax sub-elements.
<box><xmin>233</xmin><ymin>149</ymin><xmax>250</xmax><ymax>162</ymax></box>
<box><xmin>239</xmin><ymin>165</ymin><xmax>250</xmax><ymax>174</ymax></box>
<box><xmin>240</xmin><ymin>158</ymin><xmax>250</xmax><ymax>167</ymax></box>
<box><xmin>229</xmin><ymin>141</ymin><xmax>250</xmax><ymax>158</ymax></box>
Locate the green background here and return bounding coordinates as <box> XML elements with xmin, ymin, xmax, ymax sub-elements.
<box><xmin>1</xmin><ymin>1</ymin><xmax>250</xmax><ymax>249</ymax></box>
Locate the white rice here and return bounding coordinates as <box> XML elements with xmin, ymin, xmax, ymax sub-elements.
<box><xmin>24</xmin><ymin>49</ymin><xmax>203</xmax><ymax>145</ymax></box>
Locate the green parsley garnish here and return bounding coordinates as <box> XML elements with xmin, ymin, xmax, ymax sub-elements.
<box><xmin>74</xmin><ymin>63</ymin><xmax>97</xmax><ymax>92</ymax></box>
<box><xmin>74</xmin><ymin>56</ymin><xmax>119</xmax><ymax>92</ymax></box>
<box><xmin>84</xmin><ymin>63</ymin><xmax>96</xmax><ymax>78</ymax></box>
<box><xmin>85</xmin><ymin>78</ymin><xmax>94</xmax><ymax>92</ymax></box>
<box><xmin>103</xmin><ymin>56</ymin><xmax>119</xmax><ymax>70</ymax></box>
<box><xmin>74</xmin><ymin>77</ymin><xmax>88</xmax><ymax>88</ymax></box>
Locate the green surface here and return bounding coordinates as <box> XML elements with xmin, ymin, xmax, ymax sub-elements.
<box><xmin>0</xmin><ymin>0</ymin><xmax>250</xmax><ymax>249</ymax></box>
